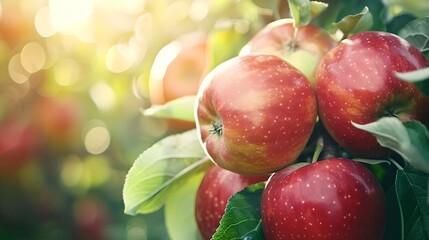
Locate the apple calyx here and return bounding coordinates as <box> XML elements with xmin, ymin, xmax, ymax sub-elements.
<box><xmin>380</xmin><ymin>104</ymin><xmax>414</xmax><ymax>122</ymax></box>
<box><xmin>210</xmin><ymin>118</ymin><xmax>223</xmax><ymax>136</ymax></box>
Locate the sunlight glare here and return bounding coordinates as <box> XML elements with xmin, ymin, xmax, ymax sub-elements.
<box><xmin>49</xmin><ymin>0</ymin><xmax>94</xmax><ymax>33</ymax></box>
<box><xmin>90</xmin><ymin>82</ymin><xmax>116</xmax><ymax>111</ymax></box>
<box><xmin>8</xmin><ymin>54</ymin><xmax>31</xmax><ymax>84</ymax></box>
<box><xmin>20</xmin><ymin>42</ymin><xmax>46</xmax><ymax>73</ymax></box>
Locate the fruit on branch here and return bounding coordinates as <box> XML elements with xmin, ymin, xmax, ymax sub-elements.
<box><xmin>315</xmin><ymin>31</ymin><xmax>429</xmax><ymax>158</ymax></box>
<box><xmin>195</xmin><ymin>54</ymin><xmax>317</xmax><ymax>175</ymax></box>
<box><xmin>261</xmin><ymin>158</ymin><xmax>386</xmax><ymax>240</ymax></box>
<box><xmin>240</xmin><ymin>18</ymin><xmax>337</xmax><ymax>84</ymax></box>
<box><xmin>149</xmin><ymin>32</ymin><xmax>208</xmax><ymax>132</ymax></box>
<box><xmin>195</xmin><ymin>165</ymin><xmax>269</xmax><ymax>240</ymax></box>
<box><xmin>149</xmin><ymin>32</ymin><xmax>208</xmax><ymax>104</ymax></box>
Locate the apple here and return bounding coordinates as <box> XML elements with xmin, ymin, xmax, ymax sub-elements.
<box><xmin>0</xmin><ymin>120</ymin><xmax>40</xmax><ymax>176</ymax></box>
<box><xmin>195</xmin><ymin>165</ymin><xmax>269</xmax><ymax>240</ymax></box>
<box><xmin>195</xmin><ymin>54</ymin><xmax>317</xmax><ymax>175</ymax></box>
<box><xmin>239</xmin><ymin>18</ymin><xmax>337</xmax><ymax>84</ymax></box>
<box><xmin>316</xmin><ymin>31</ymin><xmax>429</xmax><ymax>158</ymax></box>
<box><xmin>33</xmin><ymin>97</ymin><xmax>82</xmax><ymax>150</ymax></box>
<box><xmin>261</xmin><ymin>158</ymin><xmax>386</xmax><ymax>240</ymax></box>
<box><xmin>0</xmin><ymin>2</ymin><xmax>36</xmax><ymax>48</ymax></box>
<box><xmin>149</xmin><ymin>32</ymin><xmax>208</xmax><ymax>104</ymax></box>
<box><xmin>149</xmin><ymin>32</ymin><xmax>208</xmax><ymax>132</ymax></box>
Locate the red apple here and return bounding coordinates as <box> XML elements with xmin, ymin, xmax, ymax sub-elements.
<box><xmin>195</xmin><ymin>54</ymin><xmax>317</xmax><ymax>175</ymax></box>
<box><xmin>261</xmin><ymin>158</ymin><xmax>386</xmax><ymax>240</ymax></box>
<box><xmin>149</xmin><ymin>32</ymin><xmax>208</xmax><ymax>104</ymax></box>
<box><xmin>33</xmin><ymin>97</ymin><xmax>82</xmax><ymax>150</ymax></box>
<box><xmin>316</xmin><ymin>31</ymin><xmax>429</xmax><ymax>158</ymax></box>
<box><xmin>0</xmin><ymin>120</ymin><xmax>40</xmax><ymax>176</ymax></box>
<box><xmin>195</xmin><ymin>165</ymin><xmax>269</xmax><ymax>240</ymax></box>
<box><xmin>149</xmin><ymin>32</ymin><xmax>208</xmax><ymax>132</ymax></box>
<box><xmin>239</xmin><ymin>18</ymin><xmax>337</xmax><ymax>84</ymax></box>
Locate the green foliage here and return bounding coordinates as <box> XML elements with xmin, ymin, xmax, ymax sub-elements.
<box><xmin>309</xmin><ymin>1</ymin><xmax>329</xmax><ymax>20</ymax></box>
<box><xmin>288</xmin><ymin>0</ymin><xmax>311</xmax><ymax>27</ymax></box>
<box><xmin>334</xmin><ymin>7</ymin><xmax>373</xmax><ymax>38</ymax></box>
<box><xmin>251</xmin><ymin>0</ymin><xmax>281</xmax><ymax>19</ymax></box>
<box><xmin>396</xmin><ymin>166</ymin><xmax>429</xmax><ymax>240</ymax></box>
<box><xmin>212</xmin><ymin>182</ymin><xmax>266</xmax><ymax>240</ymax></box>
<box><xmin>143</xmin><ymin>95</ymin><xmax>196</xmax><ymax>122</ymax></box>
<box><xmin>353</xmin><ymin>117</ymin><xmax>429</xmax><ymax>174</ymax></box>
<box><xmin>165</xmin><ymin>171</ymin><xmax>206</xmax><ymax>240</ymax></box>
<box><xmin>123</xmin><ymin>130</ymin><xmax>211</xmax><ymax>215</ymax></box>
<box><xmin>395</xmin><ymin>67</ymin><xmax>429</xmax><ymax>96</ymax></box>
<box><xmin>399</xmin><ymin>17</ymin><xmax>429</xmax><ymax>59</ymax></box>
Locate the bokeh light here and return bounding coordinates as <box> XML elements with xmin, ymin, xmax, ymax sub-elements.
<box><xmin>0</xmin><ymin>0</ymin><xmax>267</xmax><ymax>239</ymax></box>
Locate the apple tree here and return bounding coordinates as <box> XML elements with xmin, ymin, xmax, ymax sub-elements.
<box><xmin>123</xmin><ymin>0</ymin><xmax>429</xmax><ymax>239</ymax></box>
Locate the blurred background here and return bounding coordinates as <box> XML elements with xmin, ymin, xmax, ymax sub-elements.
<box><xmin>0</xmin><ymin>0</ymin><xmax>425</xmax><ymax>239</ymax></box>
<box><xmin>0</xmin><ymin>0</ymin><xmax>267</xmax><ymax>239</ymax></box>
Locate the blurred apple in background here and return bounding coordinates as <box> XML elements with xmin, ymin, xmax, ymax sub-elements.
<box><xmin>149</xmin><ymin>32</ymin><xmax>208</xmax><ymax>104</ymax></box>
<box><xmin>33</xmin><ymin>97</ymin><xmax>82</xmax><ymax>151</ymax></box>
<box><xmin>149</xmin><ymin>32</ymin><xmax>209</xmax><ymax>132</ymax></box>
<box><xmin>0</xmin><ymin>119</ymin><xmax>40</xmax><ymax>177</ymax></box>
<box><xmin>0</xmin><ymin>1</ymin><xmax>36</xmax><ymax>48</ymax></box>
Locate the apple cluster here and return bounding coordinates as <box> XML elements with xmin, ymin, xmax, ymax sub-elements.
<box><xmin>194</xmin><ymin>19</ymin><xmax>429</xmax><ymax>239</ymax></box>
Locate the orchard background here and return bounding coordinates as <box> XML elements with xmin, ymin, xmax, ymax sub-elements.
<box><xmin>0</xmin><ymin>0</ymin><xmax>428</xmax><ymax>240</ymax></box>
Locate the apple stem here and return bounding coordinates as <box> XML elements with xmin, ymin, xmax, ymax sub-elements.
<box><xmin>291</xmin><ymin>27</ymin><xmax>299</xmax><ymax>51</ymax></box>
<box><xmin>311</xmin><ymin>137</ymin><xmax>324</xmax><ymax>163</ymax></box>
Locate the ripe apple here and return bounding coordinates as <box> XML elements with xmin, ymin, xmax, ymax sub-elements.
<box><xmin>0</xmin><ymin>2</ymin><xmax>36</xmax><ymax>48</ymax></box>
<box><xmin>149</xmin><ymin>32</ymin><xmax>208</xmax><ymax>132</ymax></box>
<box><xmin>316</xmin><ymin>31</ymin><xmax>429</xmax><ymax>158</ymax></box>
<box><xmin>239</xmin><ymin>18</ymin><xmax>337</xmax><ymax>84</ymax></box>
<box><xmin>33</xmin><ymin>97</ymin><xmax>82</xmax><ymax>150</ymax></box>
<box><xmin>261</xmin><ymin>158</ymin><xmax>386</xmax><ymax>240</ymax></box>
<box><xmin>149</xmin><ymin>32</ymin><xmax>208</xmax><ymax>104</ymax></box>
<box><xmin>0</xmin><ymin>120</ymin><xmax>40</xmax><ymax>176</ymax></box>
<box><xmin>195</xmin><ymin>165</ymin><xmax>269</xmax><ymax>240</ymax></box>
<box><xmin>195</xmin><ymin>54</ymin><xmax>317</xmax><ymax>175</ymax></box>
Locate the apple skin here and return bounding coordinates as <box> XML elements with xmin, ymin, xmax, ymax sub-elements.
<box><xmin>149</xmin><ymin>32</ymin><xmax>208</xmax><ymax>132</ymax></box>
<box><xmin>195</xmin><ymin>54</ymin><xmax>317</xmax><ymax>175</ymax></box>
<box><xmin>195</xmin><ymin>165</ymin><xmax>269</xmax><ymax>240</ymax></box>
<box><xmin>261</xmin><ymin>158</ymin><xmax>386</xmax><ymax>240</ymax></box>
<box><xmin>239</xmin><ymin>18</ymin><xmax>337</xmax><ymax>84</ymax></box>
<box><xmin>149</xmin><ymin>32</ymin><xmax>208</xmax><ymax>104</ymax></box>
<box><xmin>315</xmin><ymin>31</ymin><xmax>429</xmax><ymax>158</ymax></box>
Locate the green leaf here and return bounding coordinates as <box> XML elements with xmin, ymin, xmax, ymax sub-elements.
<box><xmin>352</xmin><ymin>117</ymin><xmax>429</xmax><ymax>174</ymax></box>
<box><xmin>251</xmin><ymin>0</ymin><xmax>281</xmax><ymax>19</ymax></box>
<box><xmin>212</xmin><ymin>182</ymin><xmax>265</xmax><ymax>240</ymax></box>
<box><xmin>334</xmin><ymin>6</ymin><xmax>373</xmax><ymax>38</ymax></box>
<box><xmin>399</xmin><ymin>17</ymin><xmax>429</xmax><ymax>59</ymax></box>
<box><xmin>309</xmin><ymin>1</ymin><xmax>328</xmax><ymax>19</ymax></box>
<box><xmin>396</xmin><ymin>67</ymin><xmax>429</xmax><ymax>82</ymax></box>
<box><xmin>288</xmin><ymin>0</ymin><xmax>311</xmax><ymax>27</ymax></box>
<box><xmin>165</xmin><ymin>170</ymin><xmax>206</xmax><ymax>240</ymax></box>
<box><xmin>395</xmin><ymin>67</ymin><xmax>429</xmax><ymax>96</ymax></box>
<box><xmin>143</xmin><ymin>95</ymin><xmax>196</xmax><ymax>122</ymax></box>
<box><xmin>395</xmin><ymin>166</ymin><xmax>429</xmax><ymax>240</ymax></box>
<box><xmin>352</xmin><ymin>158</ymin><xmax>392</xmax><ymax>166</ymax></box>
<box><xmin>383</xmin><ymin>0</ymin><xmax>429</xmax><ymax>21</ymax></box>
<box><xmin>123</xmin><ymin>129</ymin><xmax>210</xmax><ymax>215</ymax></box>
